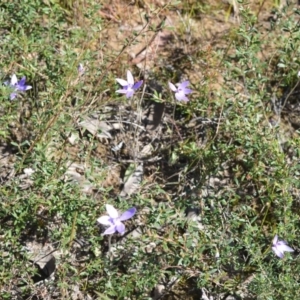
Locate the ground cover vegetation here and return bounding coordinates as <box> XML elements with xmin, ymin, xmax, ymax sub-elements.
<box><xmin>1</xmin><ymin>0</ymin><xmax>300</xmax><ymax>299</ymax></box>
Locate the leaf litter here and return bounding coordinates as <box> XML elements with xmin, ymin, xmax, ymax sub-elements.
<box><xmin>120</xmin><ymin>163</ymin><xmax>144</xmax><ymax>197</ymax></box>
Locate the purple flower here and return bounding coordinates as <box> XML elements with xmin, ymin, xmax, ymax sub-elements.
<box><xmin>116</xmin><ymin>70</ymin><xmax>143</xmax><ymax>98</ymax></box>
<box><xmin>168</xmin><ymin>80</ymin><xmax>192</xmax><ymax>102</ymax></box>
<box><xmin>272</xmin><ymin>235</ymin><xmax>294</xmax><ymax>258</ymax></box>
<box><xmin>97</xmin><ymin>204</ymin><xmax>136</xmax><ymax>235</ymax></box>
<box><xmin>6</xmin><ymin>74</ymin><xmax>32</xmax><ymax>100</ymax></box>
<box><xmin>78</xmin><ymin>63</ymin><xmax>85</xmax><ymax>74</ymax></box>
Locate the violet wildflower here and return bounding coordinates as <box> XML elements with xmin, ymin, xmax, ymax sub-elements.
<box><xmin>116</xmin><ymin>70</ymin><xmax>143</xmax><ymax>98</ymax></box>
<box><xmin>78</xmin><ymin>63</ymin><xmax>85</xmax><ymax>75</ymax></box>
<box><xmin>97</xmin><ymin>204</ymin><xmax>136</xmax><ymax>235</ymax></box>
<box><xmin>272</xmin><ymin>234</ymin><xmax>294</xmax><ymax>258</ymax></box>
<box><xmin>6</xmin><ymin>74</ymin><xmax>32</xmax><ymax>100</ymax></box>
<box><xmin>168</xmin><ymin>80</ymin><xmax>192</xmax><ymax>102</ymax></box>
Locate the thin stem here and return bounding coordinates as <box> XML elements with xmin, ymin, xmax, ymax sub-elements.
<box><xmin>108</xmin><ymin>235</ymin><xmax>112</xmax><ymax>253</ymax></box>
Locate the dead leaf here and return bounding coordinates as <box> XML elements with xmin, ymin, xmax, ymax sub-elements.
<box><xmin>78</xmin><ymin>115</ymin><xmax>112</xmax><ymax>139</ymax></box>
<box><xmin>138</xmin><ymin>144</ymin><xmax>153</xmax><ymax>158</ymax></box>
<box><xmin>120</xmin><ymin>164</ymin><xmax>143</xmax><ymax>197</ymax></box>
<box><xmin>26</xmin><ymin>241</ymin><xmax>56</xmax><ymax>280</ymax></box>
<box><xmin>64</xmin><ymin>162</ymin><xmax>93</xmax><ymax>193</ymax></box>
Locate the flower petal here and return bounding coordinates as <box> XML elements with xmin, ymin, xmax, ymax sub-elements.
<box><xmin>119</xmin><ymin>207</ymin><xmax>136</xmax><ymax>221</ymax></box>
<box><xmin>178</xmin><ymin>80</ymin><xmax>190</xmax><ymax>88</ymax></box>
<box><xmin>278</xmin><ymin>243</ymin><xmax>294</xmax><ymax>253</ymax></box>
<box><xmin>102</xmin><ymin>225</ymin><xmax>117</xmax><ymax>235</ymax></box>
<box><xmin>272</xmin><ymin>246</ymin><xmax>284</xmax><ymax>258</ymax></box>
<box><xmin>272</xmin><ymin>235</ymin><xmax>278</xmax><ymax>246</ymax></box>
<box><xmin>125</xmin><ymin>89</ymin><xmax>135</xmax><ymax>98</ymax></box>
<box><xmin>116</xmin><ymin>89</ymin><xmax>128</xmax><ymax>94</ymax></box>
<box><xmin>116</xmin><ymin>78</ymin><xmax>128</xmax><ymax>86</ymax></box>
<box><xmin>78</xmin><ymin>63</ymin><xmax>85</xmax><ymax>74</ymax></box>
<box><xmin>115</xmin><ymin>221</ymin><xmax>125</xmax><ymax>235</ymax></box>
<box><xmin>10</xmin><ymin>92</ymin><xmax>17</xmax><ymax>100</ymax></box>
<box><xmin>168</xmin><ymin>82</ymin><xmax>177</xmax><ymax>92</ymax></box>
<box><xmin>183</xmin><ymin>88</ymin><xmax>192</xmax><ymax>94</ymax></box>
<box><xmin>11</xmin><ymin>74</ymin><xmax>18</xmax><ymax>85</ymax></box>
<box><xmin>97</xmin><ymin>215</ymin><xmax>113</xmax><ymax>226</ymax></box>
<box><xmin>127</xmin><ymin>70</ymin><xmax>134</xmax><ymax>85</ymax></box>
<box><xmin>175</xmin><ymin>91</ymin><xmax>189</xmax><ymax>102</ymax></box>
<box><xmin>25</xmin><ymin>85</ymin><xmax>32</xmax><ymax>91</ymax></box>
<box><xmin>18</xmin><ymin>77</ymin><xmax>27</xmax><ymax>88</ymax></box>
<box><xmin>133</xmin><ymin>80</ymin><xmax>143</xmax><ymax>91</ymax></box>
<box><xmin>106</xmin><ymin>204</ymin><xmax>119</xmax><ymax>218</ymax></box>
